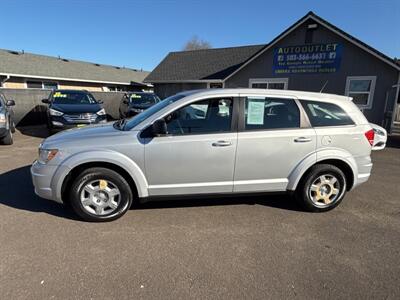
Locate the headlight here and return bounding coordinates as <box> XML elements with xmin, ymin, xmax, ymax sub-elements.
<box><xmin>49</xmin><ymin>108</ymin><xmax>64</xmax><ymax>116</ymax></box>
<box><xmin>0</xmin><ymin>113</ymin><xmax>5</xmax><ymax>124</ymax></box>
<box><xmin>38</xmin><ymin>148</ymin><xmax>58</xmax><ymax>164</ymax></box>
<box><xmin>373</xmin><ymin>128</ymin><xmax>385</xmax><ymax>136</ymax></box>
<box><xmin>97</xmin><ymin>108</ymin><xmax>106</xmax><ymax>116</ymax></box>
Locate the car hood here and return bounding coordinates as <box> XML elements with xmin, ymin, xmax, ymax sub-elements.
<box><xmin>51</xmin><ymin>103</ymin><xmax>102</xmax><ymax>114</ymax></box>
<box><xmin>128</xmin><ymin>103</ymin><xmax>154</xmax><ymax>109</ymax></box>
<box><xmin>42</xmin><ymin>122</ymin><xmax>130</xmax><ymax>149</ymax></box>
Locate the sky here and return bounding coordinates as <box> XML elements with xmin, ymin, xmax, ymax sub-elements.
<box><xmin>1</xmin><ymin>0</ymin><xmax>399</xmax><ymax>71</ymax></box>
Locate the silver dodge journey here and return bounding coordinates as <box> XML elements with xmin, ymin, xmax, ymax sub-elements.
<box><xmin>31</xmin><ymin>89</ymin><xmax>375</xmax><ymax>222</ymax></box>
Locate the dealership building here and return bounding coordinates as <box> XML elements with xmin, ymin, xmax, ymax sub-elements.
<box><xmin>145</xmin><ymin>11</ymin><xmax>400</xmax><ymax>133</ymax></box>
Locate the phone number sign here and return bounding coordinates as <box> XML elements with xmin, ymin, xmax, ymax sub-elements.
<box><xmin>273</xmin><ymin>43</ymin><xmax>343</xmax><ymax>74</ymax></box>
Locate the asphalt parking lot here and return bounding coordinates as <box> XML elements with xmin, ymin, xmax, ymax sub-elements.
<box><xmin>1</xmin><ymin>127</ymin><xmax>400</xmax><ymax>299</ymax></box>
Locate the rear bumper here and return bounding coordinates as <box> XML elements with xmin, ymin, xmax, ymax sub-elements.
<box><xmin>352</xmin><ymin>156</ymin><xmax>373</xmax><ymax>189</ymax></box>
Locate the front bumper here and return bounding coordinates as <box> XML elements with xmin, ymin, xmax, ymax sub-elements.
<box><xmin>31</xmin><ymin>160</ymin><xmax>69</xmax><ymax>203</ymax></box>
<box><xmin>0</xmin><ymin>127</ymin><xmax>7</xmax><ymax>138</ymax></box>
<box><xmin>49</xmin><ymin>114</ymin><xmax>107</xmax><ymax>129</ymax></box>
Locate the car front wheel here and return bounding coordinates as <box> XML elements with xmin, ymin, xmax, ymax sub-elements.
<box><xmin>70</xmin><ymin>167</ymin><xmax>133</xmax><ymax>222</ymax></box>
<box><xmin>296</xmin><ymin>164</ymin><xmax>347</xmax><ymax>212</ymax></box>
<box><xmin>1</xmin><ymin>127</ymin><xmax>13</xmax><ymax>145</ymax></box>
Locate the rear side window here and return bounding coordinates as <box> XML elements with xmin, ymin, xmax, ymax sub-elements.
<box><xmin>244</xmin><ymin>97</ymin><xmax>300</xmax><ymax>130</ymax></box>
<box><xmin>301</xmin><ymin>100</ymin><xmax>354</xmax><ymax>127</ymax></box>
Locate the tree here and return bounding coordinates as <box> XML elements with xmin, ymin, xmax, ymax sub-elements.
<box><xmin>183</xmin><ymin>36</ymin><xmax>212</xmax><ymax>51</ymax></box>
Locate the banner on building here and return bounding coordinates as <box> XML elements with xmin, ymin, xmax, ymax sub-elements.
<box><xmin>273</xmin><ymin>43</ymin><xmax>343</xmax><ymax>74</ymax></box>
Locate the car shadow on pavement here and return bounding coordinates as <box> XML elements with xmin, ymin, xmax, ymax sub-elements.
<box><xmin>135</xmin><ymin>193</ymin><xmax>303</xmax><ymax>212</ymax></box>
<box><xmin>0</xmin><ymin>165</ymin><xmax>78</xmax><ymax>220</ymax></box>
<box><xmin>18</xmin><ymin>125</ymin><xmax>50</xmax><ymax>138</ymax></box>
<box><xmin>0</xmin><ymin>166</ymin><xmax>302</xmax><ymax>220</ymax></box>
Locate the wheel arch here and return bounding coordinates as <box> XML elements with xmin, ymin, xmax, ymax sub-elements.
<box><xmin>287</xmin><ymin>150</ymin><xmax>357</xmax><ymax>192</ymax></box>
<box><xmin>53</xmin><ymin>150</ymin><xmax>149</xmax><ymax>203</ymax></box>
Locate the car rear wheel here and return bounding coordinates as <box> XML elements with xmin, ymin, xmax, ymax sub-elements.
<box><xmin>70</xmin><ymin>167</ymin><xmax>133</xmax><ymax>222</ymax></box>
<box><xmin>296</xmin><ymin>164</ymin><xmax>347</xmax><ymax>212</ymax></box>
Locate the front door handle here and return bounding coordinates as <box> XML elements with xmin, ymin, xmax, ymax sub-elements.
<box><xmin>212</xmin><ymin>140</ymin><xmax>232</xmax><ymax>147</ymax></box>
<box><xmin>294</xmin><ymin>137</ymin><xmax>312</xmax><ymax>143</ymax></box>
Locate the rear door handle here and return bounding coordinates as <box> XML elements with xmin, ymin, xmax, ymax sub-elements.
<box><xmin>294</xmin><ymin>137</ymin><xmax>312</xmax><ymax>143</ymax></box>
<box><xmin>212</xmin><ymin>140</ymin><xmax>232</xmax><ymax>147</ymax></box>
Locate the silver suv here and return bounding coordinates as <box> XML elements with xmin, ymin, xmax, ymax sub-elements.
<box><xmin>31</xmin><ymin>89</ymin><xmax>375</xmax><ymax>222</ymax></box>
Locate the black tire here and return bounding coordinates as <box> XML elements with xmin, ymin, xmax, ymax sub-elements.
<box><xmin>69</xmin><ymin>167</ymin><xmax>133</xmax><ymax>222</ymax></box>
<box><xmin>10</xmin><ymin>119</ymin><xmax>16</xmax><ymax>133</ymax></box>
<box><xmin>295</xmin><ymin>164</ymin><xmax>347</xmax><ymax>212</ymax></box>
<box><xmin>1</xmin><ymin>129</ymin><xmax>13</xmax><ymax>145</ymax></box>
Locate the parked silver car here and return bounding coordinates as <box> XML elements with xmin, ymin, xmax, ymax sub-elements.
<box><xmin>0</xmin><ymin>91</ymin><xmax>16</xmax><ymax>145</ymax></box>
<box><xmin>31</xmin><ymin>89</ymin><xmax>375</xmax><ymax>222</ymax></box>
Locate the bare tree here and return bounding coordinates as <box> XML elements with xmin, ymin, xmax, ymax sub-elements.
<box><xmin>183</xmin><ymin>36</ymin><xmax>212</xmax><ymax>51</ymax></box>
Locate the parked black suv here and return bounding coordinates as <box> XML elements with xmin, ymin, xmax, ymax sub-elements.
<box><xmin>119</xmin><ymin>92</ymin><xmax>160</xmax><ymax>118</ymax></box>
<box><xmin>42</xmin><ymin>90</ymin><xmax>107</xmax><ymax>132</ymax></box>
<box><xmin>0</xmin><ymin>91</ymin><xmax>16</xmax><ymax>145</ymax></box>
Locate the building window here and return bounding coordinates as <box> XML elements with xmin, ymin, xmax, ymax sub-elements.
<box><xmin>249</xmin><ymin>78</ymin><xmax>288</xmax><ymax>90</ymax></box>
<box><xmin>208</xmin><ymin>82</ymin><xmax>223</xmax><ymax>89</ymax></box>
<box><xmin>107</xmin><ymin>86</ymin><xmax>126</xmax><ymax>92</ymax></box>
<box><xmin>345</xmin><ymin>76</ymin><xmax>376</xmax><ymax>109</ymax></box>
<box><xmin>43</xmin><ymin>82</ymin><xmax>58</xmax><ymax>90</ymax></box>
<box><xmin>26</xmin><ymin>80</ymin><xmax>43</xmax><ymax>89</ymax></box>
<box><xmin>26</xmin><ymin>80</ymin><xmax>58</xmax><ymax>89</ymax></box>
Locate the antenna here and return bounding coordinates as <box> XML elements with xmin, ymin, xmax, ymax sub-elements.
<box><xmin>320</xmin><ymin>80</ymin><xmax>328</xmax><ymax>93</ymax></box>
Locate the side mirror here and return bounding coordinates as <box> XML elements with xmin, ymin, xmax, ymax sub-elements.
<box><xmin>152</xmin><ymin>119</ymin><xmax>167</xmax><ymax>136</ymax></box>
<box><xmin>42</xmin><ymin>98</ymin><xmax>50</xmax><ymax>104</ymax></box>
<box><xmin>97</xmin><ymin>100</ymin><xmax>103</xmax><ymax>104</ymax></box>
<box><xmin>6</xmin><ymin>100</ymin><xmax>15</xmax><ymax>106</ymax></box>
<box><xmin>123</xmin><ymin>99</ymin><xmax>129</xmax><ymax>104</ymax></box>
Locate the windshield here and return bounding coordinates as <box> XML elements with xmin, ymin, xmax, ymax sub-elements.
<box><xmin>129</xmin><ymin>93</ymin><xmax>159</xmax><ymax>105</ymax></box>
<box><xmin>123</xmin><ymin>94</ymin><xmax>186</xmax><ymax>130</ymax></box>
<box><xmin>52</xmin><ymin>91</ymin><xmax>97</xmax><ymax>105</ymax></box>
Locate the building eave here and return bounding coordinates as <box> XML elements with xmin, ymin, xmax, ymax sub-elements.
<box><xmin>0</xmin><ymin>72</ymin><xmax>138</xmax><ymax>86</ymax></box>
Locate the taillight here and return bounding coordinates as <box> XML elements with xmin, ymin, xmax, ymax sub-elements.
<box><xmin>364</xmin><ymin>129</ymin><xmax>375</xmax><ymax>146</ymax></box>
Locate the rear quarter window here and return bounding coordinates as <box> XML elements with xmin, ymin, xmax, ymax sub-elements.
<box><xmin>301</xmin><ymin>100</ymin><xmax>354</xmax><ymax>127</ymax></box>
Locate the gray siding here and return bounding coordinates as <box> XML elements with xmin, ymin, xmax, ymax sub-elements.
<box><xmin>226</xmin><ymin>22</ymin><xmax>399</xmax><ymax>126</ymax></box>
<box><xmin>154</xmin><ymin>83</ymin><xmax>207</xmax><ymax>99</ymax></box>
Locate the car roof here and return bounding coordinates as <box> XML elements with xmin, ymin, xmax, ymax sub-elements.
<box><xmin>176</xmin><ymin>88</ymin><xmax>351</xmax><ymax>103</ymax></box>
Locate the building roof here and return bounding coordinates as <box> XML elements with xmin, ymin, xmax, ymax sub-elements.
<box><xmin>0</xmin><ymin>49</ymin><xmax>150</xmax><ymax>85</ymax></box>
<box><xmin>224</xmin><ymin>11</ymin><xmax>400</xmax><ymax>81</ymax></box>
<box><xmin>144</xmin><ymin>44</ymin><xmax>265</xmax><ymax>83</ymax></box>
<box><xmin>146</xmin><ymin>11</ymin><xmax>400</xmax><ymax>84</ymax></box>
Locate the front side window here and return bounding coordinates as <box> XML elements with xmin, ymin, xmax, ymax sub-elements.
<box><xmin>166</xmin><ymin>98</ymin><xmax>233</xmax><ymax>135</ymax></box>
<box><xmin>51</xmin><ymin>91</ymin><xmax>97</xmax><ymax>104</ymax></box>
<box><xmin>124</xmin><ymin>94</ymin><xmax>186</xmax><ymax>130</ymax></box>
<box><xmin>244</xmin><ymin>97</ymin><xmax>300</xmax><ymax>130</ymax></box>
<box><xmin>301</xmin><ymin>100</ymin><xmax>354</xmax><ymax>127</ymax></box>
<box><xmin>345</xmin><ymin>76</ymin><xmax>376</xmax><ymax>108</ymax></box>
